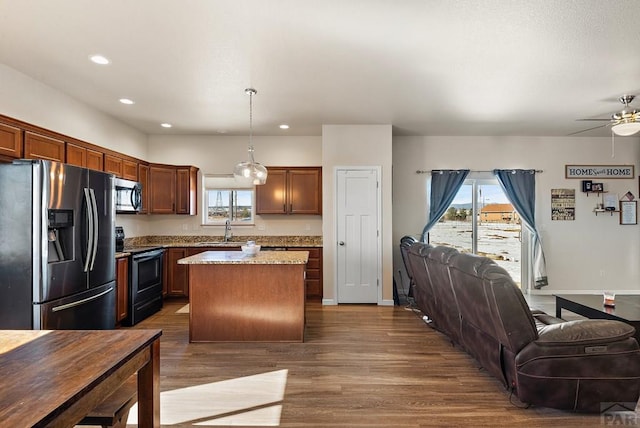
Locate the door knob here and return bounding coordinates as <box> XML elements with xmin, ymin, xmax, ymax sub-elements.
<box><xmin>338</xmin><ymin>241</ymin><xmax>345</xmax><ymax>246</ymax></box>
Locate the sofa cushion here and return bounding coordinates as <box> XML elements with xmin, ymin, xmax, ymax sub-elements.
<box><xmin>536</xmin><ymin>319</ymin><xmax>636</xmax><ymax>345</ymax></box>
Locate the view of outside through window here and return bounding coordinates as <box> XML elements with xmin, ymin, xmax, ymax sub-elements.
<box><xmin>206</xmin><ymin>190</ymin><xmax>253</xmax><ymax>223</ymax></box>
<box><xmin>428</xmin><ymin>182</ymin><xmax>522</xmax><ymax>285</ymax></box>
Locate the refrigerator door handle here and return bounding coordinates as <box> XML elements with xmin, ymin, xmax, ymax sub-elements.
<box><xmin>51</xmin><ymin>286</ymin><xmax>114</xmax><ymax>312</ymax></box>
<box><xmin>88</xmin><ymin>188</ymin><xmax>99</xmax><ymax>271</ymax></box>
<box><xmin>83</xmin><ymin>188</ymin><xmax>94</xmax><ymax>273</ymax></box>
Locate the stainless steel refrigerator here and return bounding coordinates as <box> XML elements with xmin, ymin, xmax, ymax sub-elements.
<box><xmin>0</xmin><ymin>159</ymin><xmax>116</xmax><ymax>329</ymax></box>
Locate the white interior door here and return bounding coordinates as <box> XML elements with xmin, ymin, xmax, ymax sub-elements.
<box><xmin>336</xmin><ymin>167</ymin><xmax>380</xmax><ymax>303</ymax></box>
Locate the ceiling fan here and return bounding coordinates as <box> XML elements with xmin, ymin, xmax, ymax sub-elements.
<box><xmin>572</xmin><ymin>94</ymin><xmax>640</xmax><ymax>136</ymax></box>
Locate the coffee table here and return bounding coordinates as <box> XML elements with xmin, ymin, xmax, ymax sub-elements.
<box><xmin>555</xmin><ymin>294</ymin><xmax>640</xmax><ymax>342</ymax></box>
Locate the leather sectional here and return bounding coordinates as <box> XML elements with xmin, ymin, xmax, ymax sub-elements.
<box><xmin>400</xmin><ymin>238</ymin><xmax>640</xmax><ymax>412</ymax></box>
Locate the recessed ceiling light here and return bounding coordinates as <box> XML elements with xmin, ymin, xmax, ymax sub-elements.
<box><xmin>119</xmin><ymin>98</ymin><xmax>135</xmax><ymax>105</ymax></box>
<box><xmin>161</xmin><ymin>123</ymin><xmax>172</xmax><ymax>128</ymax></box>
<box><xmin>89</xmin><ymin>54</ymin><xmax>110</xmax><ymax>65</ymax></box>
<box><xmin>279</xmin><ymin>124</ymin><xmax>290</xmax><ymax>129</ymax></box>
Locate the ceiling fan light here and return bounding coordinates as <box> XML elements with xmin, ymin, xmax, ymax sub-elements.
<box><xmin>612</xmin><ymin>121</ymin><xmax>640</xmax><ymax>136</ymax></box>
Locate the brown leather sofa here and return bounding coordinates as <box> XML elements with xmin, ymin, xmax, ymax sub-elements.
<box><xmin>402</xmin><ymin>239</ymin><xmax>640</xmax><ymax>412</ymax></box>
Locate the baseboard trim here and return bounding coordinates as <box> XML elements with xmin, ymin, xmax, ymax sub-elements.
<box><xmin>322</xmin><ymin>298</ymin><xmax>337</xmax><ymax>306</ymax></box>
<box><xmin>527</xmin><ymin>289</ymin><xmax>640</xmax><ymax>296</ymax></box>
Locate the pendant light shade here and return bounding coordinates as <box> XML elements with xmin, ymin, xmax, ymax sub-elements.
<box><xmin>234</xmin><ymin>88</ymin><xmax>268</xmax><ymax>185</ymax></box>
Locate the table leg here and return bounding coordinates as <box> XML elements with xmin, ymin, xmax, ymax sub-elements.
<box><xmin>137</xmin><ymin>338</ymin><xmax>160</xmax><ymax>427</ymax></box>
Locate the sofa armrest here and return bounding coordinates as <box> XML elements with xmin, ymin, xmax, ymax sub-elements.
<box><xmin>536</xmin><ymin>319</ymin><xmax>635</xmax><ymax>346</ymax></box>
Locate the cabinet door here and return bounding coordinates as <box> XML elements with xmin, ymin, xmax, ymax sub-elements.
<box><xmin>138</xmin><ymin>163</ymin><xmax>150</xmax><ymax>214</ymax></box>
<box><xmin>85</xmin><ymin>148</ymin><xmax>104</xmax><ymax>171</ymax></box>
<box><xmin>24</xmin><ymin>131</ymin><xmax>65</xmax><ymax>162</ymax></box>
<box><xmin>176</xmin><ymin>166</ymin><xmax>197</xmax><ymax>215</ymax></box>
<box><xmin>65</xmin><ymin>143</ymin><xmax>86</xmax><ymax>167</ymax></box>
<box><xmin>122</xmin><ymin>159</ymin><xmax>138</xmax><ymax>181</ymax></box>
<box><xmin>256</xmin><ymin>168</ymin><xmax>287</xmax><ymax>214</ymax></box>
<box><xmin>104</xmin><ymin>154</ymin><xmax>123</xmax><ymax>177</ymax></box>
<box><xmin>116</xmin><ymin>257</ymin><xmax>129</xmax><ymax>323</ymax></box>
<box><xmin>149</xmin><ymin>165</ymin><xmax>177</xmax><ymax>213</ymax></box>
<box><xmin>289</xmin><ymin>168</ymin><xmax>322</xmax><ymax>214</ymax></box>
<box><xmin>296</xmin><ymin>247</ymin><xmax>323</xmax><ymax>299</ymax></box>
<box><xmin>0</xmin><ymin>122</ymin><xmax>22</xmax><ymax>159</ymax></box>
<box><xmin>167</xmin><ymin>248</ymin><xmax>189</xmax><ymax>296</ymax></box>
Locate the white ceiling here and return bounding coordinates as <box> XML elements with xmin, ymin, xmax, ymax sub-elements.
<box><xmin>1</xmin><ymin>0</ymin><xmax>640</xmax><ymax>137</ymax></box>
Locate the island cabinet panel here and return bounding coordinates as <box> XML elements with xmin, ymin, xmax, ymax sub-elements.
<box><xmin>188</xmin><ymin>263</ymin><xmax>306</xmax><ymax>342</ymax></box>
<box><xmin>149</xmin><ymin>165</ymin><xmax>176</xmax><ymax>214</ymax></box>
<box><xmin>0</xmin><ymin>122</ymin><xmax>23</xmax><ymax>159</ymax></box>
<box><xmin>24</xmin><ymin>131</ymin><xmax>65</xmax><ymax>162</ymax></box>
<box><xmin>167</xmin><ymin>248</ymin><xmax>189</xmax><ymax>297</ymax></box>
<box><xmin>116</xmin><ymin>257</ymin><xmax>129</xmax><ymax>323</ymax></box>
<box><xmin>66</xmin><ymin>142</ymin><xmax>104</xmax><ymax>171</ymax></box>
<box><xmin>138</xmin><ymin>163</ymin><xmax>150</xmax><ymax>214</ymax></box>
<box><xmin>256</xmin><ymin>167</ymin><xmax>322</xmax><ymax>215</ymax></box>
<box><xmin>104</xmin><ymin>154</ymin><xmax>123</xmax><ymax>177</ymax></box>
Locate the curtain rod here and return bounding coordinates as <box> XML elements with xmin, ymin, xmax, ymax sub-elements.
<box><xmin>416</xmin><ymin>169</ymin><xmax>543</xmax><ymax>174</ymax></box>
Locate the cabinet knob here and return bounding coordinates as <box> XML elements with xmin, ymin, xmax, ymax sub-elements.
<box><xmin>338</xmin><ymin>241</ymin><xmax>345</xmax><ymax>246</ymax></box>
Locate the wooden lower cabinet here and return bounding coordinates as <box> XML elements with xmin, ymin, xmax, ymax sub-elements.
<box><xmin>116</xmin><ymin>257</ymin><xmax>129</xmax><ymax>324</ymax></box>
<box><xmin>300</xmin><ymin>247</ymin><xmax>323</xmax><ymax>299</ymax></box>
<box><xmin>167</xmin><ymin>248</ymin><xmax>189</xmax><ymax>297</ymax></box>
<box><xmin>261</xmin><ymin>246</ymin><xmax>323</xmax><ymax>299</ymax></box>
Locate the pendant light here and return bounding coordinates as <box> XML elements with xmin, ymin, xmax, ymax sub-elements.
<box><xmin>233</xmin><ymin>88</ymin><xmax>268</xmax><ymax>185</ymax></box>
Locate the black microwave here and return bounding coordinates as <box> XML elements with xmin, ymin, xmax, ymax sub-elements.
<box><xmin>114</xmin><ymin>178</ymin><xmax>142</xmax><ymax>213</ymax></box>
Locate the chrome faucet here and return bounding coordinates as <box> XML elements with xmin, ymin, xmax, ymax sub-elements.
<box><xmin>224</xmin><ymin>219</ymin><xmax>233</xmax><ymax>242</ymax></box>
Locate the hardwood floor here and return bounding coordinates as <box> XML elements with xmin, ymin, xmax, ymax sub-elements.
<box><xmin>126</xmin><ymin>298</ymin><xmax>605</xmax><ymax>427</ymax></box>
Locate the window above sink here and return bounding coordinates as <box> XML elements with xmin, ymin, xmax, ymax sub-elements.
<box><xmin>202</xmin><ymin>174</ymin><xmax>255</xmax><ymax>226</ymax></box>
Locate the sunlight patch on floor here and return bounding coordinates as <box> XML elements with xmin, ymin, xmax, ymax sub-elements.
<box><xmin>176</xmin><ymin>304</ymin><xmax>189</xmax><ymax>314</ymax></box>
<box><xmin>127</xmin><ymin>369</ymin><xmax>287</xmax><ymax>426</ymax></box>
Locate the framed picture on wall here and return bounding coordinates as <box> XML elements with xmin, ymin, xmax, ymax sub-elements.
<box><xmin>620</xmin><ymin>201</ymin><xmax>637</xmax><ymax>225</ymax></box>
<box><xmin>591</xmin><ymin>182</ymin><xmax>604</xmax><ymax>192</ymax></box>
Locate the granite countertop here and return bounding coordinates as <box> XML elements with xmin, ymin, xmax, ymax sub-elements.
<box><xmin>177</xmin><ymin>250</ymin><xmax>309</xmax><ymax>265</ymax></box>
<box><xmin>123</xmin><ymin>235</ymin><xmax>322</xmax><ymax>248</ymax></box>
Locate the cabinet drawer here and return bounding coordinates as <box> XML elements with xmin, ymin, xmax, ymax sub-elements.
<box><xmin>306</xmin><ymin>259</ymin><xmax>320</xmax><ymax>270</ymax></box>
<box><xmin>305</xmin><ymin>269</ymin><xmax>320</xmax><ymax>279</ymax></box>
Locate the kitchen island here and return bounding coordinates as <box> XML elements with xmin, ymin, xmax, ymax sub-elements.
<box><xmin>178</xmin><ymin>250</ymin><xmax>309</xmax><ymax>342</ymax></box>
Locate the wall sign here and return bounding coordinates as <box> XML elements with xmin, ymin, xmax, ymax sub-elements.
<box><xmin>565</xmin><ymin>165</ymin><xmax>634</xmax><ymax>179</ymax></box>
<box><xmin>551</xmin><ymin>188</ymin><xmax>575</xmax><ymax>221</ymax></box>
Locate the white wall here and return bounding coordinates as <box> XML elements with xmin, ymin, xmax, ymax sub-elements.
<box><xmin>322</xmin><ymin>125</ymin><xmax>394</xmax><ymax>305</ymax></box>
<box><xmin>0</xmin><ymin>64</ymin><xmax>147</xmax><ymax>158</ymax></box>
<box><xmin>393</xmin><ymin>135</ymin><xmax>640</xmax><ymax>294</ymax></box>
<box><xmin>143</xmin><ymin>134</ymin><xmax>323</xmax><ymax>238</ymax></box>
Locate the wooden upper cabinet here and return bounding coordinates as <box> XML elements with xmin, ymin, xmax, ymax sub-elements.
<box><xmin>66</xmin><ymin>142</ymin><xmax>104</xmax><ymax>171</ymax></box>
<box><xmin>149</xmin><ymin>165</ymin><xmax>177</xmax><ymax>214</ymax></box>
<box><xmin>256</xmin><ymin>168</ymin><xmax>288</xmax><ymax>214</ymax></box>
<box><xmin>256</xmin><ymin>167</ymin><xmax>322</xmax><ymax>215</ymax></box>
<box><xmin>138</xmin><ymin>163</ymin><xmax>150</xmax><ymax>214</ymax></box>
<box><xmin>104</xmin><ymin>154</ymin><xmax>123</xmax><ymax>177</ymax></box>
<box><xmin>176</xmin><ymin>166</ymin><xmax>198</xmax><ymax>215</ymax></box>
<box><xmin>122</xmin><ymin>159</ymin><xmax>138</xmax><ymax>181</ymax></box>
<box><xmin>0</xmin><ymin>122</ymin><xmax>23</xmax><ymax>159</ymax></box>
<box><xmin>24</xmin><ymin>131</ymin><xmax>64</xmax><ymax>162</ymax></box>
<box><xmin>85</xmin><ymin>148</ymin><xmax>104</xmax><ymax>171</ymax></box>
<box><xmin>288</xmin><ymin>168</ymin><xmax>322</xmax><ymax>214</ymax></box>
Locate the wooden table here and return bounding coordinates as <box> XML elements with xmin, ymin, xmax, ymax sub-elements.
<box><xmin>555</xmin><ymin>294</ymin><xmax>640</xmax><ymax>342</ymax></box>
<box><xmin>0</xmin><ymin>329</ymin><xmax>161</xmax><ymax>427</ymax></box>
<box><xmin>178</xmin><ymin>250</ymin><xmax>309</xmax><ymax>342</ymax></box>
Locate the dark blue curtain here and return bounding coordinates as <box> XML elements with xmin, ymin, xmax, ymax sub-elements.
<box><xmin>421</xmin><ymin>169</ymin><xmax>469</xmax><ymax>242</ymax></box>
<box><xmin>494</xmin><ymin>169</ymin><xmax>548</xmax><ymax>288</ymax></box>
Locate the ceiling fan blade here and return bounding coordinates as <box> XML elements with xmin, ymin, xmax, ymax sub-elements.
<box><xmin>567</xmin><ymin>123</ymin><xmax>610</xmax><ymax>136</ymax></box>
